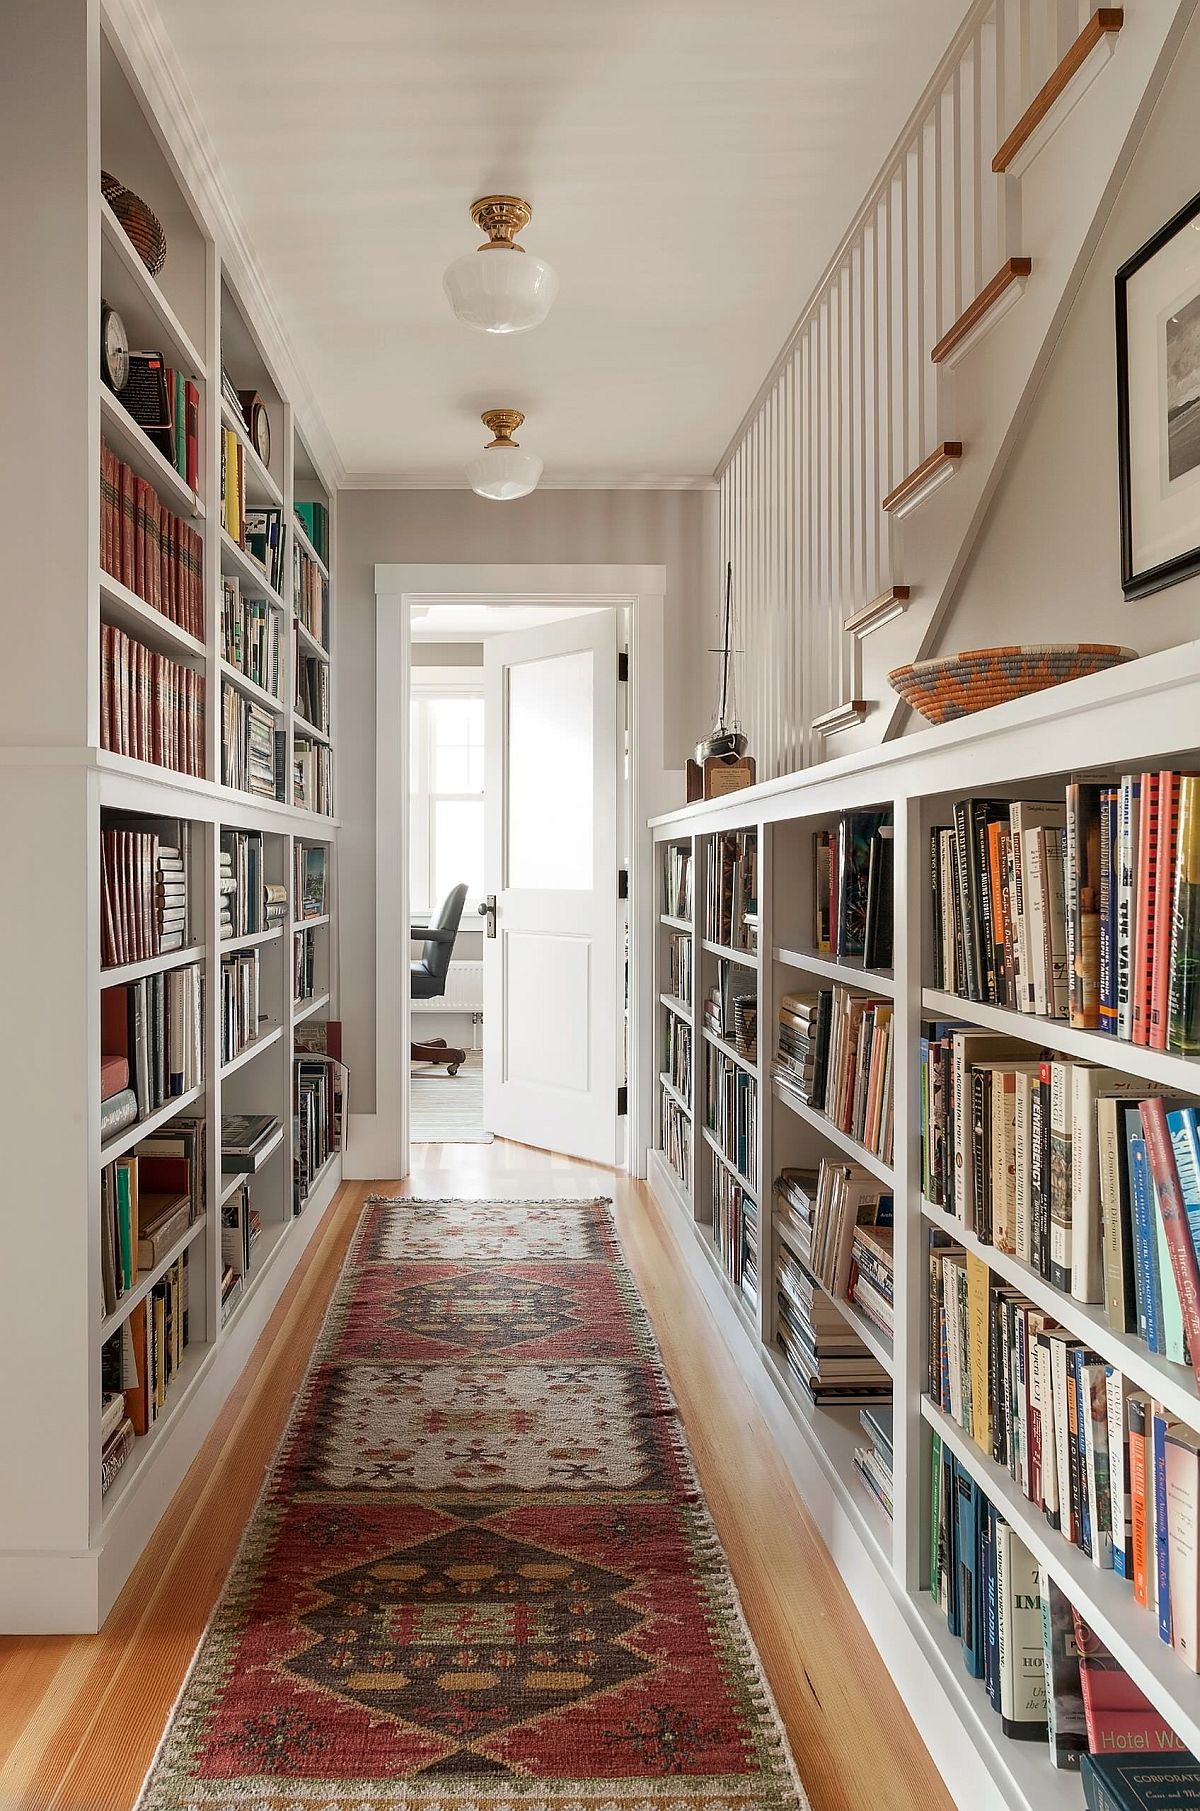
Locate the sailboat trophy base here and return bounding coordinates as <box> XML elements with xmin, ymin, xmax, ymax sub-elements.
<box><xmin>687</xmin><ymin>754</ymin><xmax>757</xmax><ymax>802</ymax></box>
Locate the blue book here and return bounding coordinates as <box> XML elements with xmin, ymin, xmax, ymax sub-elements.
<box><xmin>956</xmin><ymin>1463</ymin><xmax>984</xmax><ymax>1677</ymax></box>
<box><xmin>1081</xmin><ymin>1752</ymin><xmax>1200</xmax><ymax>1809</ymax></box>
<box><xmin>1126</xmin><ymin>1120</ymin><xmax>1163</xmax><ymax>1354</ymax></box>
<box><xmin>945</xmin><ymin>1454</ymin><xmax>962</xmax><ymax>1639</ymax></box>
<box><xmin>1072</xmin><ymin>1348</ymin><xmax>1093</xmax><ymax>1559</ymax></box>
<box><xmin>982</xmin><ymin>1502</ymin><xmax>1000</xmax><ymax>1712</ymax></box>
<box><xmin>1152</xmin><ymin>1407</ymin><xmax>1172</xmax><ymax>1646</ymax></box>
<box><xmin>1166</xmin><ymin>1105</ymin><xmax>1200</xmax><ymax>1275</ymax></box>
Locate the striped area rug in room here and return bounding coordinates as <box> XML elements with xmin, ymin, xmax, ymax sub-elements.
<box><xmin>137</xmin><ymin>1195</ymin><xmax>810</xmax><ymax>1811</ymax></box>
<box><xmin>411</xmin><ymin>1053</ymin><xmax>493</xmax><ymax>1144</ymax></box>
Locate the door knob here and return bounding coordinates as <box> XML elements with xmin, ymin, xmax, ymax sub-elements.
<box><xmin>478</xmin><ymin>894</ymin><xmax>497</xmax><ymax>938</ymax></box>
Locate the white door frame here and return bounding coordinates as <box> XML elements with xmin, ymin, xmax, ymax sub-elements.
<box><xmin>346</xmin><ymin>563</ymin><xmax>669</xmax><ymax>1181</ymax></box>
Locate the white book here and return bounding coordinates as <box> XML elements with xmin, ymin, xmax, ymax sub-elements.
<box><xmin>1011</xmin><ymin>801</ymin><xmax>1066</xmax><ymax>1012</ymax></box>
<box><xmin>1081</xmin><ymin>1359</ymin><xmax>1114</xmax><ymax>1571</ymax></box>
<box><xmin>1044</xmin><ymin>825</ymin><xmax>1070</xmax><ymax>1020</ymax></box>
<box><xmin>1023</xmin><ymin>827</ymin><xmax>1049</xmax><ymax>1016</ymax></box>
<box><xmin>943</xmin><ymin>1253</ymin><xmax>966</xmax><ymax>1428</ymax></box>
<box><xmin>1070</xmin><ymin>1067</ymin><xmax>1157</xmax><ymax>1304</ymax></box>
<box><xmin>1005</xmin><ymin>828</ymin><xmax>1028</xmax><ymax>1014</ymax></box>
<box><xmin>1014</xmin><ymin>1070</ymin><xmax>1036</xmax><ymax>1264</ymax></box>
<box><xmin>1165</xmin><ymin>1426</ymin><xmax>1200</xmax><ymax>1672</ymax></box>
<box><xmin>1106</xmin><ymin>1367</ymin><xmax>1131</xmax><ymax>1581</ymax></box>
<box><xmin>995</xmin><ymin>1522</ymin><xmax>1048</xmax><ymax>1735</ymax></box>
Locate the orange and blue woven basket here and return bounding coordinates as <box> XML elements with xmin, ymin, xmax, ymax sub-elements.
<box><xmin>888</xmin><ymin>642</ymin><xmax>1136</xmax><ymax>725</ymax></box>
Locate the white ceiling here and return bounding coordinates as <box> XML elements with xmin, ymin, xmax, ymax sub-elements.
<box><xmin>412</xmin><ymin>603</ymin><xmax>603</xmax><ymax>641</ymax></box>
<box><xmin>155</xmin><ymin>0</ymin><xmax>967</xmax><ymax>485</ymax></box>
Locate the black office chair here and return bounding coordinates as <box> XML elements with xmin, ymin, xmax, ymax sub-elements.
<box><xmin>411</xmin><ymin>882</ymin><xmax>468</xmax><ymax>1074</ymax></box>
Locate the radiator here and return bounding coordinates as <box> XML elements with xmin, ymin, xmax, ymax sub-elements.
<box><xmin>419</xmin><ymin>960</ymin><xmax>484</xmax><ymax>1014</ymax></box>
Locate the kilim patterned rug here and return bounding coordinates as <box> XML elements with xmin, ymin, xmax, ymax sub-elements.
<box><xmin>138</xmin><ymin>1197</ymin><xmax>811</xmax><ymax>1811</ymax></box>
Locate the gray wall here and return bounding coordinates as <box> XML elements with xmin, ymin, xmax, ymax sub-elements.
<box><xmin>413</xmin><ymin>640</ymin><xmax>485</xmax><ymax>667</ymax></box>
<box><xmin>336</xmin><ymin>486</ymin><xmax>716</xmax><ymax>1107</ymax></box>
<box><xmin>926</xmin><ymin>20</ymin><xmax>1200</xmax><ymax>669</ymax></box>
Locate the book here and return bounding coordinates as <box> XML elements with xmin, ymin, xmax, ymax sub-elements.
<box><xmin>100</xmin><ymin>442</ymin><xmax>203</xmax><ymax>638</ymax></box>
<box><xmin>993</xmin><ymin>1521</ymin><xmax>1047</xmax><ymax>1739</ymax></box>
<box><xmin>1073</xmin><ymin>1610</ymin><xmax>1187</xmax><ymax>1755</ymax></box>
<box><xmin>1081</xmin><ymin>1753</ymin><xmax>1200</xmax><ymax>1809</ymax></box>
<box><xmin>1140</xmin><ymin>1097</ymin><xmax>1200</xmax><ymax>1390</ymax></box>
<box><xmin>1039</xmin><ymin>1569</ymin><xmax>1086</xmax><ymax>1769</ymax></box>
<box><xmin>1163</xmin><ymin>1424</ymin><xmax>1200</xmax><ymax>1671</ymax></box>
<box><xmin>222</xmin><ymin>1114</ymin><xmax>282</xmax><ymax>1171</ymax></box>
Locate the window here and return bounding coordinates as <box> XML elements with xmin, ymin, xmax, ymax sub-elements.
<box><xmin>409</xmin><ymin>676</ymin><xmax>485</xmax><ymax>917</ymax></box>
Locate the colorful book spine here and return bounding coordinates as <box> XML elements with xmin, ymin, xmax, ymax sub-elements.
<box><xmin>1168</xmin><ymin>772</ymin><xmax>1200</xmax><ymax>1053</ymax></box>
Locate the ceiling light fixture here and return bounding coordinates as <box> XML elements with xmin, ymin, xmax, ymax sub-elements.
<box><xmin>443</xmin><ymin>196</ymin><xmax>558</xmax><ymax>334</ymax></box>
<box><xmin>466</xmin><ymin>410</ymin><xmax>542</xmax><ymax>501</ymax></box>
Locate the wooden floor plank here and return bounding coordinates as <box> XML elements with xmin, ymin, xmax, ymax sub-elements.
<box><xmin>0</xmin><ymin>1151</ymin><xmax>950</xmax><ymax>1811</ymax></box>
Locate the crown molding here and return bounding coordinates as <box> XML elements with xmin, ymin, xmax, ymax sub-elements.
<box><xmin>339</xmin><ymin>470</ymin><xmax>719</xmax><ymax>492</ymax></box>
<box><xmin>101</xmin><ymin>0</ymin><xmax>346</xmax><ymax>492</ymax></box>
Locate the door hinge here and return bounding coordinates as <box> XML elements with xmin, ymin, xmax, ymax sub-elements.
<box><xmin>618</xmin><ymin>649</ymin><xmax>629</xmax><ymax>682</ymax></box>
<box><xmin>617</xmin><ymin>1084</ymin><xmax>628</xmax><ymax>1116</ymax></box>
<box><xmin>617</xmin><ymin>867</ymin><xmax>629</xmax><ymax>900</ymax></box>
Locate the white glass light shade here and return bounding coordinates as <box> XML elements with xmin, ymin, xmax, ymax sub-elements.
<box><xmin>443</xmin><ymin>247</ymin><xmax>558</xmax><ymax>334</ymax></box>
<box><xmin>465</xmin><ymin>445</ymin><xmax>543</xmax><ymax>501</ymax></box>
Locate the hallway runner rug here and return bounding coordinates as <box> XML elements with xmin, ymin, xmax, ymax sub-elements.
<box><xmin>138</xmin><ymin>1197</ymin><xmax>810</xmax><ymax>1811</ymax></box>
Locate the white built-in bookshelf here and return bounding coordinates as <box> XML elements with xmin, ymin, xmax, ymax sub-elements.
<box><xmin>648</xmin><ymin>643</ymin><xmax>1200</xmax><ymax>1811</ymax></box>
<box><xmin>0</xmin><ymin>9</ymin><xmax>342</xmax><ymax>1631</ymax></box>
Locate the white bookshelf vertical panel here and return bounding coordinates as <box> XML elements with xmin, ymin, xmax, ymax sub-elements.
<box><xmin>891</xmin><ymin>793</ymin><xmax>922</xmax><ymax>1590</ymax></box>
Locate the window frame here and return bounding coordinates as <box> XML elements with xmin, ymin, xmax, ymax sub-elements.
<box><xmin>409</xmin><ymin>667</ymin><xmax>486</xmax><ymax>920</ymax></box>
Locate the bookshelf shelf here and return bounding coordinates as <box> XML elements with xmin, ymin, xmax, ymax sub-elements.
<box><xmin>98</xmin><ymin>1214</ymin><xmax>208</xmax><ymax>1343</ymax></box>
<box><xmin>701</xmin><ymin>1127</ymin><xmax>756</xmax><ymax>1195</ymax></box>
<box><xmin>291</xmin><ymin>515</ymin><xmax>329</xmax><ymax>578</ymax></box>
<box><xmin>220</xmin><ymin>660</ymin><xmax>284</xmax><ymax>715</ymax></box>
<box><xmin>298</xmin><ymin>1147</ymin><xmax>341</xmax><ymax>1215</ymax></box>
<box><xmin>702</xmin><ymin>939</ymin><xmax>758</xmax><ymax>968</ymax></box>
<box><xmin>219</xmin><ymin>529</ymin><xmax>286</xmax><ymax>611</ymax></box>
<box><xmin>771</xmin><ymin>1074</ymin><xmax>895</xmax><ymax>1187</ymax></box>
<box><xmin>774</xmin><ymin>946</ymin><xmax>895</xmax><ymax>996</ymax></box>
<box><xmin>921</xmin><ymin>985</ymin><xmax>1200</xmax><ymax>1093</ymax></box>
<box><xmin>100</xmin><ymin>573</ymin><xmax>207</xmax><ymax>663</ymax></box>
<box><xmin>696</xmin><ymin>1223</ymin><xmax>759</xmax><ymax>1337</ymax></box>
<box><xmin>920</xmin><ymin>1197</ymin><xmax>1200</xmax><ymax>1431</ymax></box>
<box><xmin>219</xmin><ymin>1125</ymin><xmax>286</xmax><ymax>1202</ymax></box>
<box><xmin>101</xmin><ymin>1083</ymin><xmax>204</xmax><ymax>1165</ymax></box>
<box><xmin>293</xmin><ymin>913</ymin><xmax>330</xmax><ymax>932</ymax></box>
<box><xmin>220</xmin><ymin>1219</ymin><xmax>291</xmax><ymax>1334</ymax></box>
<box><xmin>100</xmin><ymin>385</ymin><xmax>203</xmax><ymax>520</ymax></box>
<box><xmin>222</xmin><ymin>925</ymin><xmax>284</xmax><ymax>953</ymax></box>
<box><xmin>294</xmin><ymin>713</ymin><xmax>331</xmax><ymax>746</ymax></box>
<box><xmin>774</xmin><ymin>1211</ymin><xmax>894</xmax><ymax>1372</ymax></box>
<box><xmin>100</xmin><ymin>199</ymin><xmax>206</xmax><ymax>379</ymax></box>
<box><xmin>98</xmin><ymin>1338</ymin><xmax>214</xmax><ymax>1528</ymax></box>
<box><xmin>294</xmin><ymin>991</ymin><xmax>330</xmax><ymax>1023</ymax></box>
<box><xmin>702</xmin><ymin>1025</ymin><xmax>759</xmax><ymax>1077</ymax></box>
<box><xmin>295</xmin><ymin>617</ymin><xmax>330</xmax><ymax>663</ymax></box>
<box><xmin>658</xmin><ymin>1071</ymin><xmax>692</xmax><ymax>1116</ymax></box>
<box><xmin>660</xmin><ymin>913</ymin><xmax>692</xmax><ymax>932</ymax></box>
<box><xmin>921</xmin><ymin>1396</ymin><xmax>1200</xmax><ymax>1759</ymax></box>
<box><xmin>219</xmin><ymin>397</ymin><xmax>283</xmax><ymax>507</ymax></box>
<box><xmin>219</xmin><ymin>1023</ymin><xmax>283</xmax><ymax>1080</ymax></box>
<box><xmin>93</xmin><ymin>751</ymin><xmax>341</xmax><ymax>835</ymax></box>
<box><xmin>659</xmin><ymin>992</ymin><xmax>692</xmax><ymax>1023</ymax></box>
<box><xmin>101</xmin><ymin>943</ymin><xmax>205</xmax><ymax>987</ymax></box>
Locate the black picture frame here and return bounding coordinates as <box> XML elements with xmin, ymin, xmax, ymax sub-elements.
<box><xmin>1116</xmin><ymin>186</ymin><xmax>1200</xmax><ymax>600</ymax></box>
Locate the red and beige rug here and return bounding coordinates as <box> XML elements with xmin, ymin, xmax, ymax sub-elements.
<box><xmin>139</xmin><ymin>1196</ymin><xmax>810</xmax><ymax>1810</ymax></box>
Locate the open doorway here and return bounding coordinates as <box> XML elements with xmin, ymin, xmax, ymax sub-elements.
<box><xmin>407</xmin><ymin>598</ymin><xmax>623</xmax><ymax>1160</ymax></box>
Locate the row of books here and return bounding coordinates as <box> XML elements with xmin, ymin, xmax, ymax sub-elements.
<box><xmin>113</xmin><ymin>355</ymin><xmax>200</xmax><ymax>491</ymax></box>
<box><xmin>930</xmin><ymin>1430</ymin><xmax>1200</xmax><ymax>1798</ymax></box>
<box><xmin>221</xmin><ymin>688</ymin><xmax>278</xmax><ymax>798</ymax></box>
<box><xmin>931</xmin><ymin>1233</ymin><xmax>1200</xmax><ymax>1668</ymax></box>
<box><xmin>661</xmin><ymin>1088</ymin><xmax>691</xmax><ymax>1190</ymax></box>
<box><xmin>99</xmin><ymin>1390</ymin><xmax>134</xmax><ymax>1496</ymax></box>
<box><xmin>855</xmin><ymin>1406</ymin><xmax>894</xmax><ymax>1520</ymax></box>
<box><xmin>773</xmin><ymin>987</ymin><xmax>895</xmax><ymax>1163</ymax></box>
<box><xmin>663</xmin><ymin>1014</ymin><xmax>691</xmax><ymax>1105</ymax></box>
<box><xmin>294</xmin><ymin>500</ymin><xmax>329</xmax><ymax>565</ymax></box>
<box><xmin>294</xmin><ymin>927</ymin><xmax>318</xmax><ymax>1002</ymax></box>
<box><xmin>294</xmin><ymin>542</ymin><xmax>330</xmax><ymax>648</ymax></box>
<box><xmin>705</xmin><ymin>1047</ymin><xmax>757</xmax><ymax>1187</ymax></box>
<box><xmin>294</xmin><ymin>1052</ymin><xmax>345</xmax><ymax>1210</ymax></box>
<box><xmin>665</xmin><ymin>931</ymin><xmax>692</xmax><ymax>1006</ymax></box>
<box><xmin>101</xmin><ymin>626</ymin><xmax>205</xmax><ymax>777</ymax></box>
<box><xmin>222</xmin><ymin>577</ymin><xmax>282</xmax><ymax>700</ymax></box>
<box><xmin>774</xmin><ymin>1223</ymin><xmax>890</xmax><ymax>1404</ymax></box>
<box><xmin>812</xmin><ymin>812</ymin><xmax>894</xmax><ymax>967</ymax></box>
<box><xmin>920</xmin><ymin>1025</ymin><xmax>1200</xmax><ymax>1342</ymax></box>
<box><xmin>849</xmin><ymin>1222</ymin><xmax>894</xmax><ymax>1341</ymax></box>
<box><xmin>662</xmin><ymin>843</ymin><xmax>692</xmax><ymax>920</ymax></box>
<box><xmin>246</xmin><ymin>506</ymin><xmax>286</xmax><ymax>596</ymax></box>
<box><xmin>704</xmin><ymin>829</ymin><xmax>758</xmax><ymax>953</ymax></box>
<box><xmin>220</xmin><ymin>829</ymin><xmax>286</xmax><ymax>939</ymax></box>
<box><xmin>787</xmin><ymin>1157</ymin><xmax>892</xmax><ymax>1298</ymax></box>
<box><xmin>710</xmin><ymin>1166</ymin><xmax>757</xmax><ymax>1306</ymax></box>
<box><xmin>99</xmin><ymin>1121</ymin><xmax>201</xmax><ymax>1317</ymax></box>
<box><xmin>101</xmin><ymin>827</ymin><xmax>187</xmax><ymax>967</ymax></box>
<box><xmin>101</xmin><ymin>966</ymin><xmax>203</xmax><ymax>1133</ymax></box>
<box><xmin>220</xmin><ymin>1180</ymin><xmax>262</xmax><ymax>1325</ymax></box>
<box><xmin>220</xmin><ymin>948</ymin><xmax>262</xmax><ymax>1065</ymax></box>
<box><xmin>296</xmin><ymin>650</ymin><xmax>330</xmax><ymax>734</ymax></box>
<box><xmin>703</xmin><ymin>960</ymin><xmax>757</xmax><ymax>1060</ymax></box>
<box><xmin>101</xmin><ymin>1251</ymin><xmax>190</xmax><ymax>1441</ymax></box>
<box><xmin>100</xmin><ymin>442</ymin><xmax>204</xmax><ymax>641</ymax></box>
<box><xmin>294</xmin><ymin>842</ymin><xmax>328</xmax><ymax>919</ymax></box>
<box><xmin>294</xmin><ymin>737</ymin><xmax>333</xmax><ymax>815</ymax></box>
<box><xmin>931</xmin><ymin>777</ymin><xmax>1200</xmax><ymax>1055</ymax></box>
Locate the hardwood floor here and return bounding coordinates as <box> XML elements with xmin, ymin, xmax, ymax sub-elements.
<box><xmin>0</xmin><ymin>1145</ymin><xmax>952</xmax><ymax>1811</ymax></box>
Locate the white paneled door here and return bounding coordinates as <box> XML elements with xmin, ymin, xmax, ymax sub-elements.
<box><xmin>482</xmin><ymin>610</ymin><xmax>621</xmax><ymax>1164</ymax></box>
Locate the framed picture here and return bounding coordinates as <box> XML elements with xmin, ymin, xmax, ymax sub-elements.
<box><xmin>1116</xmin><ymin>187</ymin><xmax>1200</xmax><ymax>599</ymax></box>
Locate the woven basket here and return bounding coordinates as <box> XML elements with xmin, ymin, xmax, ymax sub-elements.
<box><xmin>101</xmin><ymin>171</ymin><xmax>166</xmax><ymax>276</ymax></box>
<box><xmin>888</xmin><ymin>643</ymin><xmax>1136</xmax><ymax>725</ymax></box>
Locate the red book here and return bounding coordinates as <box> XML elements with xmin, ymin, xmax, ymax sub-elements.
<box><xmin>1132</xmin><ymin>772</ymin><xmax>1160</xmax><ymax>1046</ymax></box>
<box><xmin>120</xmin><ymin>459</ymin><xmax>136</xmax><ymax>590</ymax></box>
<box><xmin>1150</xmin><ymin>772</ymin><xmax>1182</xmax><ymax>1050</ymax></box>
<box><xmin>185</xmin><ymin>381</ymin><xmax>199</xmax><ymax>493</ymax></box>
<box><xmin>100</xmin><ymin>986</ymin><xmax>130</xmax><ymax>1067</ymax></box>
<box><xmin>1130</xmin><ymin>1400</ymin><xmax>1149</xmax><ymax>1607</ymax></box>
<box><xmin>1141</xmin><ymin>1097</ymin><xmax>1200</xmax><ymax>1389</ymax></box>
<box><xmin>1072</xmin><ymin>1607</ymin><xmax>1186</xmax><ymax>1754</ymax></box>
<box><xmin>100</xmin><ymin>1053</ymin><xmax>129</xmax><ymax>1100</ymax></box>
<box><xmin>100</xmin><ymin>623</ymin><xmax>111</xmax><ymax>754</ymax></box>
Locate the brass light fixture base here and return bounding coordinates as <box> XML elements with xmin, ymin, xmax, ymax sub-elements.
<box><xmin>481</xmin><ymin>409</ymin><xmax>525</xmax><ymax>448</ymax></box>
<box><xmin>471</xmin><ymin>196</ymin><xmax>532</xmax><ymax>252</ymax></box>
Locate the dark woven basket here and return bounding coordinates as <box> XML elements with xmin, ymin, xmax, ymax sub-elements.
<box><xmin>888</xmin><ymin>643</ymin><xmax>1136</xmax><ymax>725</ymax></box>
<box><xmin>101</xmin><ymin>171</ymin><xmax>167</xmax><ymax>277</ymax></box>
